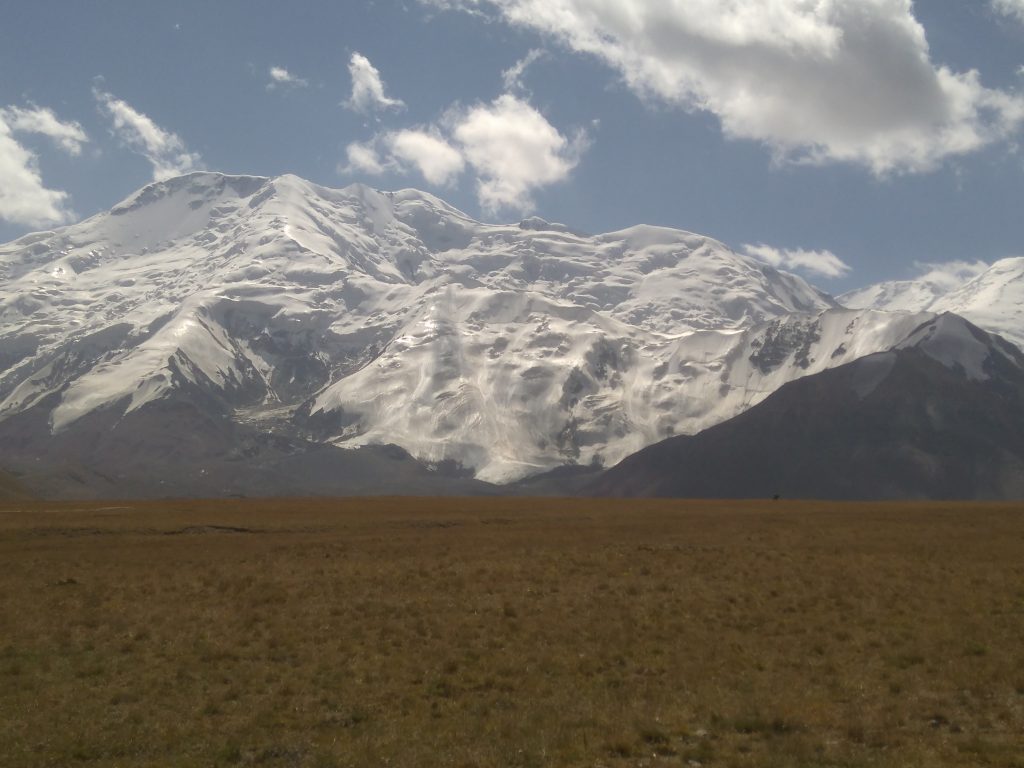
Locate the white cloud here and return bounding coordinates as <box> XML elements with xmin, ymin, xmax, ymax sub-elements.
<box><xmin>744</xmin><ymin>243</ymin><xmax>852</xmax><ymax>279</ymax></box>
<box><xmin>452</xmin><ymin>95</ymin><xmax>586</xmax><ymax>213</ymax></box>
<box><xmin>502</xmin><ymin>49</ymin><xmax>545</xmax><ymax>93</ymax></box>
<box><xmin>911</xmin><ymin>259</ymin><xmax>989</xmax><ymax>289</ymax></box>
<box><xmin>428</xmin><ymin>0</ymin><xmax>1024</xmax><ymax>175</ymax></box>
<box><xmin>0</xmin><ymin>106</ymin><xmax>87</xmax><ymax>227</ymax></box>
<box><xmin>94</xmin><ymin>88</ymin><xmax>202</xmax><ymax>181</ymax></box>
<box><xmin>345</xmin><ymin>53</ymin><xmax>405</xmax><ymax>115</ymax></box>
<box><xmin>0</xmin><ymin>106</ymin><xmax>88</xmax><ymax>156</ymax></box>
<box><xmin>342</xmin><ymin>95</ymin><xmax>584</xmax><ymax>214</ymax></box>
<box><xmin>342</xmin><ymin>130</ymin><xmax>464</xmax><ymax>186</ymax></box>
<box><xmin>388</xmin><ymin>130</ymin><xmax>465</xmax><ymax>185</ymax></box>
<box><xmin>267</xmin><ymin>66</ymin><xmax>308</xmax><ymax>89</ymax></box>
<box><xmin>993</xmin><ymin>0</ymin><xmax>1024</xmax><ymax>23</ymax></box>
<box><xmin>343</xmin><ymin>141</ymin><xmax>387</xmax><ymax>176</ymax></box>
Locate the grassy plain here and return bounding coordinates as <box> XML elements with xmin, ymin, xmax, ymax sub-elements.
<box><xmin>0</xmin><ymin>497</ymin><xmax>1022</xmax><ymax>767</ymax></box>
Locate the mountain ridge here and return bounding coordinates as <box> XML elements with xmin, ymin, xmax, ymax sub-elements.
<box><xmin>841</xmin><ymin>257</ymin><xmax>1024</xmax><ymax>349</ymax></box>
<box><xmin>581</xmin><ymin>313</ymin><xmax>1024</xmax><ymax>500</ymax></box>
<box><xmin>0</xmin><ymin>172</ymin><xmax>1020</xmax><ymax>496</ymax></box>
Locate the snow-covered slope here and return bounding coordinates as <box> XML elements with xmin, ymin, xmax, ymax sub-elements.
<box><xmin>308</xmin><ymin>303</ymin><xmax>937</xmax><ymax>480</ymax></box>
<box><xmin>583</xmin><ymin>313</ymin><xmax>1024</xmax><ymax>500</ymax></box>
<box><xmin>840</xmin><ymin>257</ymin><xmax>1024</xmax><ymax>349</ymax></box>
<box><xmin>0</xmin><ymin>171</ymin><xmax>989</xmax><ymax>484</ymax></box>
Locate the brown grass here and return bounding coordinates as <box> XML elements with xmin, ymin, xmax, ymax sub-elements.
<box><xmin>0</xmin><ymin>497</ymin><xmax>1022</xmax><ymax>767</ymax></box>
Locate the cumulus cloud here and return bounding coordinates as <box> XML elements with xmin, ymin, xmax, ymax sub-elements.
<box><xmin>267</xmin><ymin>66</ymin><xmax>308</xmax><ymax>89</ymax></box>
<box><xmin>993</xmin><ymin>0</ymin><xmax>1024</xmax><ymax>23</ymax></box>
<box><xmin>426</xmin><ymin>0</ymin><xmax>1024</xmax><ymax>175</ymax></box>
<box><xmin>344</xmin><ymin>141</ymin><xmax>387</xmax><ymax>176</ymax></box>
<box><xmin>343</xmin><ymin>130</ymin><xmax>464</xmax><ymax>185</ymax></box>
<box><xmin>452</xmin><ymin>95</ymin><xmax>586</xmax><ymax>213</ymax></box>
<box><xmin>94</xmin><ymin>88</ymin><xmax>202</xmax><ymax>181</ymax></box>
<box><xmin>343</xmin><ymin>95</ymin><xmax>585</xmax><ymax>214</ymax></box>
<box><xmin>388</xmin><ymin>129</ymin><xmax>466</xmax><ymax>185</ymax></box>
<box><xmin>0</xmin><ymin>106</ymin><xmax>87</xmax><ymax>227</ymax></box>
<box><xmin>345</xmin><ymin>53</ymin><xmax>405</xmax><ymax>115</ymax></box>
<box><xmin>744</xmin><ymin>243</ymin><xmax>852</xmax><ymax>279</ymax></box>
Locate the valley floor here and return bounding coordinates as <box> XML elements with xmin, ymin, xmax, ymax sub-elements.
<box><xmin>0</xmin><ymin>497</ymin><xmax>1022</xmax><ymax>767</ymax></box>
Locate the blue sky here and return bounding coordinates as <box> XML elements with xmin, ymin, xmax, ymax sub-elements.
<box><xmin>1</xmin><ymin>0</ymin><xmax>1023</xmax><ymax>292</ymax></box>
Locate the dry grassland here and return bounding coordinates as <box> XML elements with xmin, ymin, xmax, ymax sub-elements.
<box><xmin>0</xmin><ymin>497</ymin><xmax>1022</xmax><ymax>767</ymax></box>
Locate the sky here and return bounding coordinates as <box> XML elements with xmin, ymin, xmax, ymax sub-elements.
<box><xmin>1</xmin><ymin>0</ymin><xmax>1023</xmax><ymax>293</ymax></box>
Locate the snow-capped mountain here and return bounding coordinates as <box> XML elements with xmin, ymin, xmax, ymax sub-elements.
<box><xmin>0</xmin><ymin>171</ymin><xmax>1010</xmax><ymax>491</ymax></box>
<box><xmin>307</xmin><ymin>304</ymin><xmax>942</xmax><ymax>480</ymax></box>
<box><xmin>840</xmin><ymin>258</ymin><xmax>1024</xmax><ymax>349</ymax></box>
<box><xmin>582</xmin><ymin>313</ymin><xmax>1024</xmax><ymax>500</ymax></box>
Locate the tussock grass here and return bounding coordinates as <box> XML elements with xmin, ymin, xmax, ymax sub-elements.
<box><xmin>0</xmin><ymin>497</ymin><xmax>1022</xmax><ymax>767</ymax></box>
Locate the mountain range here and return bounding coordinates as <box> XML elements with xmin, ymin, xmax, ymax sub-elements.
<box><xmin>841</xmin><ymin>258</ymin><xmax>1024</xmax><ymax>349</ymax></box>
<box><xmin>0</xmin><ymin>172</ymin><xmax>1020</xmax><ymax>499</ymax></box>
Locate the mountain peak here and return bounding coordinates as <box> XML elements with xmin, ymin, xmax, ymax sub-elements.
<box><xmin>110</xmin><ymin>172</ymin><xmax>270</xmax><ymax>215</ymax></box>
<box><xmin>842</xmin><ymin>256</ymin><xmax>1024</xmax><ymax>349</ymax></box>
<box><xmin>897</xmin><ymin>312</ymin><xmax>1021</xmax><ymax>381</ymax></box>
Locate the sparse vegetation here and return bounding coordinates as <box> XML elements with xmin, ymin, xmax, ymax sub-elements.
<box><xmin>0</xmin><ymin>497</ymin><xmax>1022</xmax><ymax>767</ymax></box>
